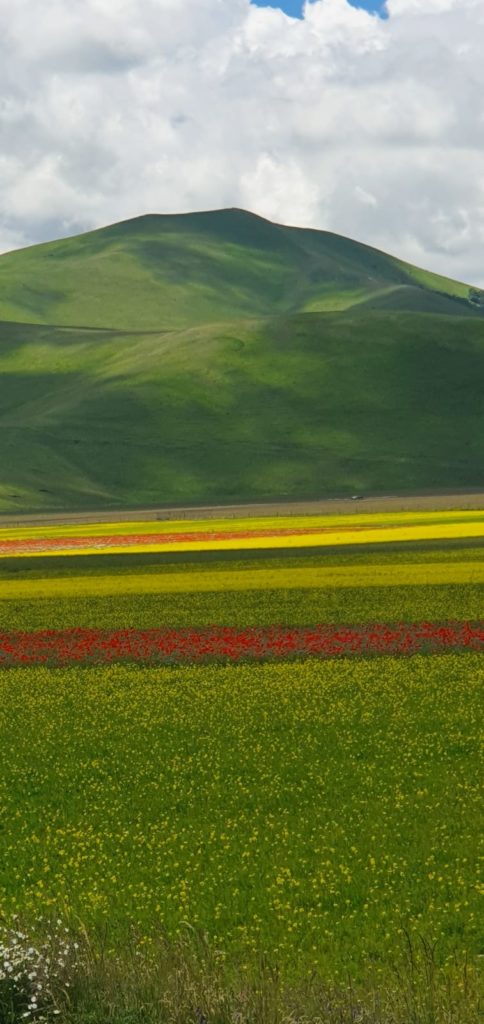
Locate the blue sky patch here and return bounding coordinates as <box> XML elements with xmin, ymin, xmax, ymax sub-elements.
<box><xmin>251</xmin><ymin>0</ymin><xmax>388</xmax><ymax>19</ymax></box>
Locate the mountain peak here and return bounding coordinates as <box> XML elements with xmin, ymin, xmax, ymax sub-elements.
<box><xmin>0</xmin><ymin>208</ymin><xmax>476</xmax><ymax>333</ymax></box>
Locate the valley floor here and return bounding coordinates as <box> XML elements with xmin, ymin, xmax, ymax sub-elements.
<box><xmin>1</xmin><ymin>513</ymin><xmax>482</xmax><ymax>1023</ymax></box>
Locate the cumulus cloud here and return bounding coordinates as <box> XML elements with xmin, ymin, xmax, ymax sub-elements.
<box><xmin>0</xmin><ymin>0</ymin><xmax>483</xmax><ymax>284</ymax></box>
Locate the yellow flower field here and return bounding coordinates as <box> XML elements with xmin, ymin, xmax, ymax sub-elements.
<box><xmin>1</xmin><ymin>508</ymin><xmax>483</xmax><ymax>541</ymax></box>
<box><xmin>1</xmin><ymin>559</ymin><xmax>483</xmax><ymax>600</ymax></box>
<box><xmin>0</xmin><ymin>656</ymin><xmax>481</xmax><ymax>981</ymax></box>
<box><xmin>0</xmin><ymin>509</ymin><xmax>483</xmax><ymax>558</ymax></box>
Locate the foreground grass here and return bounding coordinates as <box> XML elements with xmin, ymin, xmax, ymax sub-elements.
<box><xmin>1</xmin><ymin>919</ymin><xmax>480</xmax><ymax>1024</ymax></box>
<box><xmin>0</xmin><ymin>655</ymin><xmax>481</xmax><ymax>985</ymax></box>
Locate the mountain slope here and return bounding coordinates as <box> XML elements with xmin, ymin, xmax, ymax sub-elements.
<box><xmin>0</xmin><ymin>208</ymin><xmax>480</xmax><ymax>331</ymax></box>
<box><xmin>0</xmin><ymin>209</ymin><xmax>483</xmax><ymax>513</ymax></box>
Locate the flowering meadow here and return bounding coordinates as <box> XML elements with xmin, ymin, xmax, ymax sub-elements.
<box><xmin>0</xmin><ymin>656</ymin><xmax>482</xmax><ymax>983</ymax></box>
<box><xmin>0</xmin><ymin>533</ymin><xmax>482</xmax><ymax>1021</ymax></box>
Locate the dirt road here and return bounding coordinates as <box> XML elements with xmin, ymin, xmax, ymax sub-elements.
<box><xmin>0</xmin><ymin>491</ymin><xmax>483</xmax><ymax>529</ymax></box>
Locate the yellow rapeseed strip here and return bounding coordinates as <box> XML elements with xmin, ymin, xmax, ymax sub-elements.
<box><xmin>3</xmin><ymin>520</ymin><xmax>484</xmax><ymax>557</ymax></box>
<box><xmin>1</xmin><ymin>508</ymin><xmax>483</xmax><ymax>541</ymax></box>
<box><xmin>1</xmin><ymin>561</ymin><xmax>483</xmax><ymax>600</ymax></box>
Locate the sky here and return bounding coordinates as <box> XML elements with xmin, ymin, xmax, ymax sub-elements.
<box><xmin>252</xmin><ymin>0</ymin><xmax>387</xmax><ymax>18</ymax></box>
<box><xmin>0</xmin><ymin>0</ymin><xmax>483</xmax><ymax>286</ymax></box>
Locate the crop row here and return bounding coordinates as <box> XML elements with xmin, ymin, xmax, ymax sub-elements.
<box><xmin>0</xmin><ymin>524</ymin><xmax>381</xmax><ymax>555</ymax></box>
<box><xmin>1</xmin><ymin>521</ymin><xmax>483</xmax><ymax>559</ymax></box>
<box><xmin>2</xmin><ymin>560</ymin><xmax>483</xmax><ymax>602</ymax></box>
<box><xmin>0</xmin><ymin>620</ymin><xmax>482</xmax><ymax>665</ymax></box>
<box><xmin>0</xmin><ymin>580</ymin><xmax>481</xmax><ymax>633</ymax></box>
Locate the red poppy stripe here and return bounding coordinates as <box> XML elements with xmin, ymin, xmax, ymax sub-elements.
<box><xmin>0</xmin><ymin>622</ymin><xmax>482</xmax><ymax>665</ymax></box>
<box><xmin>0</xmin><ymin>523</ymin><xmax>398</xmax><ymax>554</ymax></box>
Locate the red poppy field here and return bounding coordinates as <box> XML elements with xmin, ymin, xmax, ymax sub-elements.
<box><xmin>0</xmin><ymin>619</ymin><xmax>483</xmax><ymax>666</ymax></box>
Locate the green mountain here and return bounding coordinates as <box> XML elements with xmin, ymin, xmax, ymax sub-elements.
<box><xmin>0</xmin><ymin>208</ymin><xmax>483</xmax><ymax>512</ymax></box>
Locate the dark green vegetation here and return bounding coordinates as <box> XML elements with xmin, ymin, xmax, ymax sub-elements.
<box><xmin>1</xmin><ymin>208</ymin><xmax>484</xmax><ymax>512</ymax></box>
<box><xmin>0</xmin><ymin>579</ymin><xmax>481</xmax><ymax>632</ymax></box>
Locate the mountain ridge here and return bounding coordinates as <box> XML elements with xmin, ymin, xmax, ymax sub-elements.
<box><xmin>0</xmin><ymin>207</ymin><xmax>480</xmax><ymax>331</ymax></box>
<box><xmin>0</xmin><ymin>208</ymin><xmax>483</xmax><ymax>513</ymax></box>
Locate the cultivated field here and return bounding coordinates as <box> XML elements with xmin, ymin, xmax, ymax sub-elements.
<box><xmin>1</xmin><ymin>507</ymin><xmax>483</xmax><ymax>557</ymax></box>
<box><xmin>0</xmin><ymin>508</ymin><xmax>482</xmax><ymax>1023</ymax></box>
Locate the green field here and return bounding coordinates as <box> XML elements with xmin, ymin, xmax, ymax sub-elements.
<box><xmin>1</xmin><ymin>209</ymin><xmax>484</xmax><ymax>512</ymax></box>
<box><xmin>1</xmin><ymin>656</ymin><xmax>481</xmax><ymax>975</ymax></box>
<box><xmin>0</xmin><ymin>538</ymin><xmax>483</xmax><ymax>1022</ymax></box>
<box><xmin>0</xmin><ymin>577</ymin><xmax>482</xmax><ymax>632</ymax></box>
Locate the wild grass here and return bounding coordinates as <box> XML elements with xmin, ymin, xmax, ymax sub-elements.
<box><xmin>63</xmin><ymin>932</ymin><xmax>483</xmax><ymax>1024</ymax></box>
<box><xmin>2</xmin><ymin>920</ymin><xmax>481</xmax><ymax>1024</ymax></box>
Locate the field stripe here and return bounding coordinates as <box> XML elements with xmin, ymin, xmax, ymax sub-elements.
<box><xmin>0</xmin><ymin>621</ymin><xmax>482</xmax><ymax>665</ymax></box>
<box><xmin>1</xmin><ymin>521</ymin><xmax>484</xmax><ymax>558</ymax></box>
<box><xmin>1</xmin><ymin>508</ymin><xmax>483</xmax><ymax>541</ymax></box>
<box><xmin>1</xmin><ymin>560</ymin><xmax>483</xmax><ymax>600</ymax></box>
<box><xmin>0</xmin><ymin>522</ymin><xmax>407</xmax><ymax>554</ymax></box>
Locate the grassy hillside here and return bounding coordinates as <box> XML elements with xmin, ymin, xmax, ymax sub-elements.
<box><xmin>0</xmin><ymin>209</ymin><xmax>483</xmax><ymax>512</ymax></box>
<box><xmin>0</xmin><ymin>208</ymin><xmax>480</xmax><ymax>331</ymax></box>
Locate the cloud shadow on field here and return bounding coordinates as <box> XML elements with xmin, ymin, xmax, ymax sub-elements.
<box><xmin>0</xmin><ymin>303</ymin><xmax>483</xmax><ymax>512</ymax></box>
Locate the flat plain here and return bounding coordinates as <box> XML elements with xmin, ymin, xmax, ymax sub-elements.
<box><xmin>0</xmin><ymin>503</ymin><xmax>482</xmax><ymax>1019</ymax></box>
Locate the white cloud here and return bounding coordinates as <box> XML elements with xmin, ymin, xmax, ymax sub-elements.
<box><xmin>240</xmin><ymin>153</ymin><xmax>320</xmax><ymax>225</ymax></box>
<box><xmin>0</xmin><ymin>0</ymin><xmax>483</xmax><ymax>284</ymax></box>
